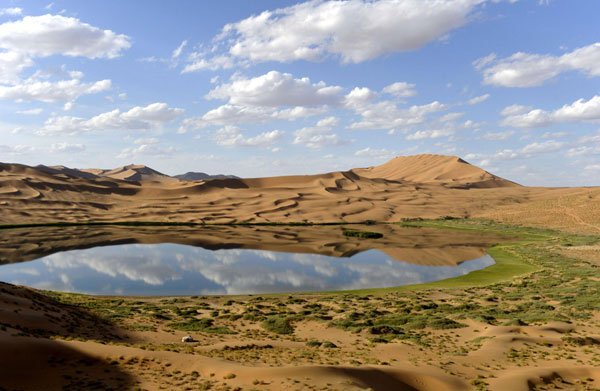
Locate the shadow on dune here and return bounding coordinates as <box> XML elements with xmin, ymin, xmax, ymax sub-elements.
<box><xmin>0</xmin><ymin>336</ymin><xmax>136</xmax><ymax>391</ymax></box>
<box><xmin>0</xmin><ymin>282</ymin><xmax>138</xmax><ymax>390</ymax></box>
<box><xmin>262</xmin><ymin>365</ymin><xmax>469</xmax><ymax>391</ymax></box>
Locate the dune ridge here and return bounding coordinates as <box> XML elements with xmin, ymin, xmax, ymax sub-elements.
<box><xmin>0</xmin><ymin>155</ymin><xmax>593</xmax><ymax>231</ymax></box>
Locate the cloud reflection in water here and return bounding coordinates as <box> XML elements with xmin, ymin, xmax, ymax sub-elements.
<box><xmin>0</xmin><ymin>243</ymin><xmax>495</xmax><ymax>295</ymax></box>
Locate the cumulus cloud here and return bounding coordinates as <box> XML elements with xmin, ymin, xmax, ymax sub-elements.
<box><xmin>186</xmin><ymin>0</ymin><xmax>493</xmax><ymax>69</ymax></box>
<box><xmin>213</xmin><ymin>126</ymin><xmax>284</xmax><ymax>148</ymax></box>
<box><xmin>501</xmin><ymin>95</ymin><xmax>600</xmax><ymax>128</ymax></box>
<box><xmin>478</xmin><ymin>43</ymin><xmax>600</xmax><ymax>87</ymax></box>
<box><xmin>206</xmin><ymin>71</ymin><xmax>344</xmax><ymax>107</ymax></box>
<box><xmin>180</xmin><ymin>105</ymin><xmax>326</xmax><ymax>132</ymax></box>
<box><xmin>466</xmin><ymin>139</ymin><xmax>567</xmax><ymax>164</ymax></box>
<box><xmin>566</xmin><ymin>131</ymin><xmax>600</xmax><ymax>157</ymax></box>
<box><xmin>0</xmin><ymin>50</ymin><xmax>33</xmax><ymax>84</ymax></box>
<box><xmin>406</xmin><ymin>129</ymin><xmax>455</xmax><ymax>140</ymax></box>
<box><xmin>293</xmin><ymin>119</ymin><xmax>349</xmax><ymax>149</ymax></box>
<box><xmin>0</xmin><ymin>14</ymin><xmax>131</xmax><ymax>59</ymax></box>
<box><xmin>0</xmin><ymin>77</ymin><xmax>110</xmax><ymax>102</ymax></box>
<box><xmin>0</xmin><ymin>8</ymin><xmax>22</xmax><ymax>16</ymax></box>
<box><xmin>382</xmin><ymin>81</ymin><xmax>417</xmax><ymax>98</ymax></box>
<box><xmin>347</xmin><ymin>96</ymin><xmax>448</xmax><ymax>130</ymax></box>
<box><xmin>40</xmin><ymin>102</ymin><xmax>184</xmax><ymax>135</ymax></box>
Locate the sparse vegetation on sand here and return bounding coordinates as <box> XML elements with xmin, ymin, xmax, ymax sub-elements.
<box><xmin>2</xmin><ymin>218</ymin><xmax>600</xmax><ymax>390</ymax></box>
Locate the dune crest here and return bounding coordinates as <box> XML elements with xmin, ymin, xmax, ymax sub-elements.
<box><xmin>354</xmin><ymin>154</ymin><xmax>519</xmax><ymax>188</ymax></box>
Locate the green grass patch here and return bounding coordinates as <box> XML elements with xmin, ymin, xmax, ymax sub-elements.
<box><xmin>261</xmin><ymin>316</ymin><xmax>295</xmax><ymax>335</ymax></box>
<box><xmin>166</xmin><ymin>318</ymin><xmax>236</xmax><ymax>334</ymax></box>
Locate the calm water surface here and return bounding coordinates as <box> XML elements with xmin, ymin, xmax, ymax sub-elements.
<box><xmin>0</xmin><ymin>243</ymin><xmax>494</xmax><ymax>295</ymax></box>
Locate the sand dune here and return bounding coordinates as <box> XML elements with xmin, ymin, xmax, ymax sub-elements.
<box><xmin>0</xmin><ymin>154</ymin><xmax>591</xmax><ymax>229</ymax></box>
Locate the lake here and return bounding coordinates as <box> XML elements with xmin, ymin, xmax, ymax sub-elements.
<box><xmin>0</xmin><ymin>224</ymin><xmax>510</xmax><ymax>295</ymax></box>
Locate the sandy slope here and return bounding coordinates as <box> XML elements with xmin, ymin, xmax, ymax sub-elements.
<box><xmin>0</xmin><ymin>155</ymin><xmax>593</xmax><ymax>231</ymax></box>
<box><xmin>2</xmin><ymin>155</ymin><xmax>600</xmax><ymax>391</ymax></box>
<box><xmin>2</xmin><ymin>278</ymin><xmax>600</xmax><ymax>391</ymax></box>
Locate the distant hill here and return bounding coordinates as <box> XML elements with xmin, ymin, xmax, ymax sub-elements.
<box><xmin>80</xmin><ymin>164</ymin><xmax>179</xmax><ymax>183</ymax></box>
<box><xmin>35</xmin><ymin>165</ymin><xmax>101</xmax><ymax>180</ymax></box>
<box><xmin>174</xmin><ymin>172</ymin><xmax>240</xmax><ymax>181</ymax></box>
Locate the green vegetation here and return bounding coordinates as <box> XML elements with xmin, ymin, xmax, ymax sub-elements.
<box><xmin>342</xmin><ymin>229</ymin><xmax>383</xmax><ymax>239</ymax></box>
<box><xmin>261</xmin><ymin>316</ymin><xmax>295</xmax><ymax>335</ymax></box>
<box><xmin>166</xmin><ymin>318</ymin><xmax>236</xmax><ymax>334</ymax></box>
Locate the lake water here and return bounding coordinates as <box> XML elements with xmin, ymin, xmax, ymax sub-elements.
<box><xmin>0</xmin><ymin>225</ymin><xmax>505</xmax><ymax>295</ymax></box>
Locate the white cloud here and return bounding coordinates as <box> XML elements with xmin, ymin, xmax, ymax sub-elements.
<box><xmin>0</xmin><ymin>8</ymin><xmax>22</xmax><ymax>16</ymax></box>
<box><xmin>348</xmin><ymin>98</ymin><xmax>448</xmax><ymax>130</ymax></box>
<box><xmin>180</xmin><ymin>105</ymin><xmax>326</xmax><ymax>132</ymax></box>
<box><xmin>344</xmin><ymin>87</ymin><xmax>379</xmax><ymax>108</ymax></box>
<box><xmin>0</xmin><ymin>14</ymin><xmax>131</xmax><ymax>59</ymax></box>
<box><xmin>479</xmin><ymin>43</ymin><xmax>600</xmax><ymax>87</ymax></box>
<box><xmin>466</xmin><ymin>139</ymin><xmax>567</xmax><ymax>166</ymax></box>
<box><xmin>17</xmin><ymin>108</ymin><xmax>43</xmax><ymax>115</ymax></box>
<box><xmin>213</xmin><ymin>126</ymin><xmax>284</xmax><ymax>148</ymax></box>
<box><xmin>472</xmin><ymin>53</ymin><xmax>496</xmax><ymax>70</ymax></box>
<box><xmin>406</xmin><ymin>129</ymin><xmax>455</xmax><ymax>140</ymax></box>
<box><xmin>191</xmin><ymin>0</ymin><xmax>492</xmax><ymax>68</ymax></box>
<box><xmin>0</xmin><ymin>50</ymin><xmax>33</xmax><ymax>84</ymax></box>
<box><xmin>50</xmin><ymin>142</ymin><xmax>85</xmax><ymax>153</ymax></box>
<box><xmin>355</xmin><ymin>147</ymin><xmax>398</xmax><ymax>160</ymax></box>
<box><xmin>172</xmin><ymin>40</ymin><xmax>187</xmax><ymax>59</ymax></box>
<box><xmin>293</xmin><ymin>119</ymin><xmax>349</xmax><ymax>149</ymax></box>
<box><xmin>468</xmin><ymin>93</ymin><xmax>490</xmax><ymax>105</ymax></box>
<box><xmin>520</xmin><ymin>140</ymin><xmax>565</xmax><ymax>154</ymax></box>
<box><xmin>117</xmin><ymin>144</ymin><xmax>178</xmax><ymax>159</ymax></box>
<box><xmin>500</xmin><ymin>104</ymin><xmax>532</xmax><ymax>116</ymax></box>
<box><xmin>182</xmin><ymin>54</ymin><xmax>237</xmax><ymax>73</ymax></box>
<box><xmin>480</xmin><ymin>130</ymin><xmax>515</xmax><ymax>140</ymax></box>
<box><xmin>0</xmin><ymin>77</ymin><xmax>110</xmax><ymax>102</ymax></box>
<box><xmin>206</xmin><ymin>71</ymin><xmax>343</xmax><ymax>107</ymax></box>
<box><xmin>40</xmin><ymin>102</ymin><xmax>184</xmax><ymax>135</ymax></box>
<box><xmin>382</xmin><ymin>81</ymin><xmax>417</xmax><ymax>98</ymax></box>
<box><xmin>501</xmin><ymin>95</ymin><xmax>600</xmax><ymax>128</ymax></box>
<box><xmin>316</xmin><ymin>116</ymin><xmax>340</xmax><ymax>127</ymax></box>
<box><xmin>293</xmin><ymin>127</ymin><xmax>348</xmax><ymax>149</ymax></box>
<box><xmin>438</xmin><ymin>112</ymin><xmax>465</xmax><ymax>122</ymax></box>
<box><xmin>566</xmin><ymin>131</ymin><xmax>600</xmax><ymax>156</ymax></box>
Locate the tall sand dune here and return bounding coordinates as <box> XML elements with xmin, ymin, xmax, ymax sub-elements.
<box><xmin>0</xmin><ymin>155</ymin><xmax>595</xmax><ymax>232</ymax></box>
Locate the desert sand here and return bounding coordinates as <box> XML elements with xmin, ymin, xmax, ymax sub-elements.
<box><xmin>1</xmin><ymin>154</ymin><xmax>600</xmax><ymax>391</ymax></box>
<box><xmin>1</xmin><ymin>154</ymin><xmax>597</xmax><ymax>235</ymax></box>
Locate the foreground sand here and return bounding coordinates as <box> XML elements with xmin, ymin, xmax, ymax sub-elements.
<box><xmin>1</xmin><ymin>155</ymin><xmax>600</xmax><ymax>390</ymax></box>
<box><xmin>1</xmin><ymin>219</ymin><xmax>600</xmax><ymax>391</ymax></box>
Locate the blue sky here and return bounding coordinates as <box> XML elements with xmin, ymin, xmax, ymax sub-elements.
<box><xmin>1</xmin><ymin>0</ymin><xmax>599</xmax><ymax>186</ymax></box>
